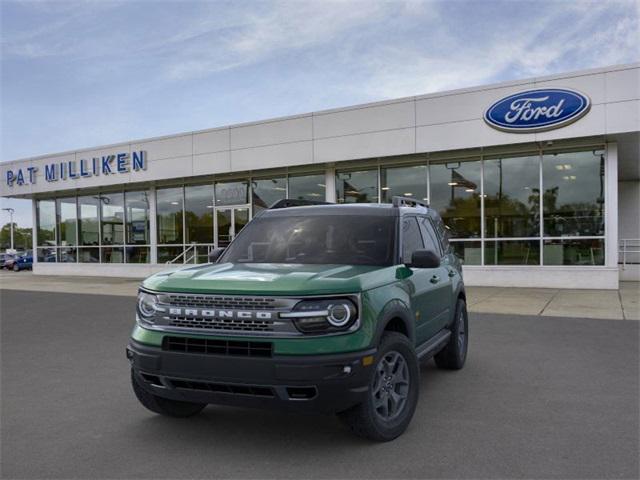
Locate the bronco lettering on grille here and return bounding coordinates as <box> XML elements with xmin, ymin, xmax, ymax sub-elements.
<box><xmin>167</xmin><ymin>307</ymin><xmax>274</xmax><ymax>320</ymax></box>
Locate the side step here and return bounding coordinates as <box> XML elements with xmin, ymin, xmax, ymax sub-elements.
<box><xmin>416</xmin><ymin>329</ymin><xmax>451</xmax><ymax>361</ymax></box>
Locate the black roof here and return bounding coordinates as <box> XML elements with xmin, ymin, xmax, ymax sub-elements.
<box><xmin>261</xmin><ymin>202</ymin><xmax>434</xmax><ymax>218</ymax></box>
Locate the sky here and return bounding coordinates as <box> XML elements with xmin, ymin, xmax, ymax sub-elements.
<box><xmin>1</xmin><ymin>0</ymin><xmax>639</xmax><ymax>228</ymax></box>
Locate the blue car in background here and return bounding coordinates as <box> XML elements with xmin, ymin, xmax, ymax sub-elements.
<box><xmin>12</xmin><ymin>252</ymin><xmax>33</xmax><ymax>271</ymax></box>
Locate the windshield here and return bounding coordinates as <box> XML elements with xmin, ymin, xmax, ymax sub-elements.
<box><xmin>220</xmin><ymin>214</ymin><xmax>396</xmax><ymax>266</ymax></box>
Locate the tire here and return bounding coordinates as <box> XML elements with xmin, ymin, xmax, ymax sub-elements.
<box><xmin>338</xmin><ymin>332</ymin><xmax>419</xmax><ymax>442</ymax></box>
<box><xmin>131</xmin><ymin>369</ymin><xmax>206</xmax><ymax>417</ymax></box>
<box><xmin>434</xmin><ymin>299</ymin><xmax>468</xmax><ymax>370</ymax></box>
<box><xmin>13</xmin><ymin>264</ymin><xmax>19</xmax><ymax>272</ymax></box>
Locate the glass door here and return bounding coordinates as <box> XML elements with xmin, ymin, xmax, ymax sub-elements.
<box><xmin>215</xmin><ymin>207</ymin><xmax>250</xmax><ymax>248</ymax></box>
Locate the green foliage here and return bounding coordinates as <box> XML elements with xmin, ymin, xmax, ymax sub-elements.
<box><xmin>0</xmin><ymin>223</ymin><xmax>32</xmax><ymax>250</ymax></box>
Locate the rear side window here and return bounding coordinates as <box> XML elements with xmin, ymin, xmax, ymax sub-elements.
<box><xmin>419</xmin><ymin>217</ymin><xmax>442</xmax><ymax>256</ymax></box>
<box><xmin>401</xmin><ymin>217</ymin><xmax>424</xmax><ymax>264</ymax></box>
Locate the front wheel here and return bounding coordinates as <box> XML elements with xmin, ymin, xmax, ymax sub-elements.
<box><xmin>12</xmin><ymin>264</ymin><xmax>19</xmax><ymax>272</ymax></box>
<box><xmin>131</xmin><ymin>370</ymin><xmax>206</xmax><ymax>417</ymax></box>
<box><xmin>338</xmin><ymin>332</ymin><xmax>419</xmax><ymax>442</ymax></box>
<box><xmin>434</xmin><ymin>299</ymin><xmax>468</xmax><ymax>370</ymax></box>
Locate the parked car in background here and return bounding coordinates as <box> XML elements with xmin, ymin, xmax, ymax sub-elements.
<box><xmin>12</xmin><ymin>251</ymin><xmax>33</xmax><ymax>271</ymax></box>
<box><xmin>2</xmin><ymin>253</ymin><xmax>17</xmax><ymax>270</ymax></box>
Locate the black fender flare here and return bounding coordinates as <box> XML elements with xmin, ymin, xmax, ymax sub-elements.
<box><xmin>371</xmin><ymin>299</ymin><xmax>416</xmax><ymax>347</ymax></box>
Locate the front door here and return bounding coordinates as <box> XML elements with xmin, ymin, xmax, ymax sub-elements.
<box><xmin>215</xmin><ymin>207</ymin><xmax>250</xmax><ymax>248</ymax></box>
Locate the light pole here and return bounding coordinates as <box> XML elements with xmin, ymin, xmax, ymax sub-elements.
<box><xmin>2</xmin><ymin>207</ymin><xmax>15</xmax><ymax>251</ymax></box>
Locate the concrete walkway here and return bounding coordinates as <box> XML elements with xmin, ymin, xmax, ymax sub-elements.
<box><xmin>1</xmin><ymin>271</ymin><xmax>638</xmax><ymax>320</ymax></box>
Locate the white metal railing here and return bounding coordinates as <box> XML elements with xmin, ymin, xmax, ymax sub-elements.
<box><xmin>619</xmin><ymin>238</ymin><xmax>640</xmax><ymax>269</ymax></box>
<box><xmin>166</xmin><ymin>243</ymin><xmax>197</xmax><ymax>264</ymax></box>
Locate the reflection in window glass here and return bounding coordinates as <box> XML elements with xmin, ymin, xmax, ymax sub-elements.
<box><xmin>543</xmin><ymin>150</ymin><xmax>605</xmax><ymax>237</ymax></box>
<box><xmin>430</xmin><ymin>160</ymin><xmax>481</xmax><ymax>238</ymax></box>
<box><xmin>158</xmin><ymin>246</ymin><xmax>183</xmax><ymax>264</ymax></box>
<box><xmin>336</xmin><ymin>170</ymin><xmax>378</xmax><ymax>203</ymax></box>
<box><xmin>78</xmin><ymin>196</ymin><xmax>100</xmax><ymax>246</ymax></box>
<box><xmin>185</xmin><ymin>184</ymin><xmax>214</xmax><ymax>244</ymax></box>
<box><xmin>126</xmin><ymin>246</ymin><xmax>150</xmax><ymax>264</ymax></box>
<box><xmin>252</xmin><ymin>177</ymin><xmax>286</xmax><ymax>211</ymax></box>
<box><xmin>101</xmin><ymin>193</ymin><xmax>124</xmax><ymax>245</ymax></box>
<box><xmin>101</xmin><ymin>246</ymin><xmax>124</xmax><ymax>263</ymax></box>
<box><xmin>215</xmin><ymin>181</ymin><xmax>248</xmax><ymax>206</ymax></box>
<box><xmin>484</xmin><ymin>155</ymin><xmax>540</xmax><ymax>238</ymax></box>
<box><xmin>157</xmin><ymin>187</ymin><xmax>183</xmax><ymax>244</ymax></box>
<box><xmin>402</xmin><ymin>217</ymin><xmax>424</xmax><ymax>264</ymax></box>
<box><xmin>125</xmin><ymin>191</ymin><xmax>150</xmax><ymax>245</ymax></box>
<box><xmin>37</xmin><ymin>200</ymin><xmax>56</xmax><ymax>246</ymax></box>
<box><xmin>56</xmin><ymin>198</ymin><xmax>77</xmax><ymax>246</ymax></box>
<box><xmin>450</xmin><ymin>241</ymin><xmax>481</xmax><ymax>265</ymax></box>
<box><xmin>78</xmin><ymin>247</ymin><xmax>99</xmax><ymax>263</ymax></box>
<box><xmin>59</xmin><ymin>246</ymin><xmax>76</xmax><ymax>263</ymax></box>
<box><xmin>288</xmin><ymin>173</ymin><xmax>325</xmax><ymax>201</ymax></box>
<box><xmin>543</xmin><ymin>238</ymin><xmax>604</xmax><ymax>265</ymax></box>
<box><xmin>37</xmin><ymin>247</ymin><xmax>57</xmax><ymax>262</ymax></box>
<box><xmin>484</xmin><ymin>240</ymin><xmax>540</xmax><ymax>265</ymax></box>
<box><xmin>381</xmin><ymin>165</ymin><xmax>428</xmax><ymax>203</ymax></box>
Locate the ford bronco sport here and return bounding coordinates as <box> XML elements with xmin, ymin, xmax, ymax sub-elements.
<box><xmin>127</xmin><ymin>197</ymin><xmax>468</xmax><ymax>441</ymax></box>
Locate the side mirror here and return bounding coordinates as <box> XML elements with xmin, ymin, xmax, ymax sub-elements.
<box><xmin>208</xmin><ymin>247</ymin><xmax>225</xmax><ymax>263</ymax></box>
<box><xmin>408</xmin><ymin>249</ymin><xmax>440</xmax><ymax>269</ymax></box>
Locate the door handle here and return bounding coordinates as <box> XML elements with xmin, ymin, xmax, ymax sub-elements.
<box><xmin>430</xmin><ymin>275</ymin><xmax>440</xmax><ymax>284</ymax></box>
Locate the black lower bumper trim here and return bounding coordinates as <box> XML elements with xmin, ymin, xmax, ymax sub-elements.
<box><xmin>128</xmin><ymin>339</ymin><xmax>375</xmax><ymax>414</ymax></box>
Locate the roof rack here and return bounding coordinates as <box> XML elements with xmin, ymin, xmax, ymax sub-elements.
<box><xmin>392</xmin><ymin>196</ymin><xmax>429</xmax><ymax>209</ymax></box>
<box><xmin>269</xmin><ymin>198</ymin><xmax>332</xmax><ymax>209</ymax></box>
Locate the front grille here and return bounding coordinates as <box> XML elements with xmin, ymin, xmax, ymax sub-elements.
<box><xmin>168</xmin><ymin>378</ymin><xmax>274</xmax><ymax>397</ymax></box>
<box><xmin>162</xmin><ymin>336</ymin><xmax>273</xmax><ymax>357</ymax></box>
<box><xmin>164</xmin><ymin>294</ymin><xmax>278</xmax><ymax>310</ymax></box>
<box><xmin>168</xmin><ymin>316</ymin><xmax>274</xmax><ymax>332</ymax></box>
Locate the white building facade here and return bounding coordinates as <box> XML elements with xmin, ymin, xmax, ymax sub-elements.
<box><xmin>2</xmin><ymin>63</ymin><xmax>639</xmax><ymax>289</ymax></box>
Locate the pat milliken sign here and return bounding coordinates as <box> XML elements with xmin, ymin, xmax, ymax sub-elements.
<box><xmin>484</xmin><ymin>88</ymin><xmax>591</xmax><ymax>133</ymax></box>
<box><xmin>5</xmin><ymin>151</ymin><xmax>147</xmax><ymax>187</ymax></box>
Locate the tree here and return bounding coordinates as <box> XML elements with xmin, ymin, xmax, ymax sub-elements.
<box><xmin>0</xmin><ymin>223</ymin><xmax>32</xmax><ymax>251</ymax></box>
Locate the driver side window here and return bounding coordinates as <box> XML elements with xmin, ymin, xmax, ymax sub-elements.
<box><xmin>402</xmin><ymin>217</ymin><xmax>424</xmax><ymax>264</ymax></box>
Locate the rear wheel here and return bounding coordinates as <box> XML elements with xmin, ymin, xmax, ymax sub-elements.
<box><xmin>434</xmin><ymin>299</ymin><xmax>468</xmax><ymax>370</ymax></box>
<box><xmin>131</xmin><ymin>370</ymin><xmax>206</xmax><ymax>417</ymax></box>
<box><xmin>12</xmin><ymin>263</ymin><xmax>19</xmax><ymax>272</ymax></box>
<box><xmin>338</xmin><ymin>332</ymin><xmax>419</xmax><ymax>441</ymax></box>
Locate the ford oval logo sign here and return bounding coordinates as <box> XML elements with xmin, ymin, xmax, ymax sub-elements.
<box><xmin>484</xmin><ymin>88</ymin><xmax>591</xmax><ymax>133</ymax></box>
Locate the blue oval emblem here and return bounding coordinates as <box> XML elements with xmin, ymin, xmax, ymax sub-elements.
<box><xmin>484</xmin><ymin>88</ymin><xmax>591</xmax><ymax>133</ymax></box>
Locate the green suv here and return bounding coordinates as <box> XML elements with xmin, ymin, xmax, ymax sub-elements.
<box><xmin>127</xmin><ymin>197</ymin><xmax>468</xmax><ymax>441</ymax></box>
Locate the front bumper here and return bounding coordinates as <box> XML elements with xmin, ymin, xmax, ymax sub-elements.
<box><xmin>127</xmin><ymin>339</ymin><xmax>376</xmax><ymax>414</ymax></box>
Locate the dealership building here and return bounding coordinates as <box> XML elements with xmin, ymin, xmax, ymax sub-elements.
<box><xmin>1</xmin><ymin>63</ymin><xmax>638</xmax><ymax>289</ymax></box>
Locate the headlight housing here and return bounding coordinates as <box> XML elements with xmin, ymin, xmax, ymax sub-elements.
<box><xmin>136</xmin><ymin>290</ymin><xmax>159</xmax><ymax>324</ymax></box>
<box><xmin>281</xmin><ymin>298</ymin><xmax>358</xmax><ymax>334</ymax></box>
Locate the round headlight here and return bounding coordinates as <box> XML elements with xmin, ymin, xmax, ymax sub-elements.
<box><xmin>327</xmin><ymin>303</ymin><xmax>354</xmax><ymax>327</ymax></box>
<box><xmin>137</xmin><ymin>291</ymin><xmax>158</xmax><ymax>319</ymax></box>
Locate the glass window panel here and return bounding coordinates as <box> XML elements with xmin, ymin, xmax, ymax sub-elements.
<box><xmin>101</xmin><ymin>246</ymin><xmax>124</xmax><ymax>263</ymax></box>
<box><xmin>484</xmin><ymin>155</ymin><xmax>540</xmax><ymax>238</ymax></box>
<box><xmin>430</xmin><ymin>160</ymin><xmax>481</xmax><ymax>238</ymax></box>
<box><xmin>542</xmin><ymin>150</ymin><xmax>605</xmax><ymax>237</ymax></box>
<box><xmin>543</xmin><ymin>238</ymin><xmax>604</xmax><ymax>265</ymax></box>
<box><xmin>194</xmin><ymin>245</ymin><xmax>212</xmax><ymax>264</ymax></box>
<box><xmin>156</xmin><ymin>187</ymin><xmax>183</xmax><ymax>244</ymax></box>
<box><xmin>37</xmin><ymin>247</ymin><xmax>57</xmax><ymax>262</ymax></box>
<box><xmin>401</xmin><ymin>217</ymin><xmax>424</xmax><ymax>264</ymax></box>
<box><xmin>418</xmin><ymin>217</ymin><xmax>442</xmax><ymax>256</ymax></box>
<box><xmin>484</xmin><ymin>240</ymin><xmax>540</xmax><ymax>265</ymax></box>
<box><xmin>100</xmin><ymin>193</ymin><xmax>124</xmax><ymax>245</ymax></box>
<box><xmin>252</xmin><ymin>177</ymin><xmax>286</xmax><ymax>212</ymax></box>
<box><xmin>58</xmin><ymin>246</ymin><xmax>77</xmax><ymax>263</ymax></box>
<box><xmin>125</xmin><ymin>191</ymin><xmax>150</xmax><ymax>245</ymax></box>
<box><xmin>125</xmin><ymin>246</ymin><xmax>150</xmax><ymax>264</ymax></box>
<box><xmin>36</xmin><ymin>200</ymin><xmax>56</xmax><ymax>246</ymax></box>
<box><xmin>56</xmin><ymin>198</ymin><xmax>77</xmax><ymax>246</ymax></box>
<box><xmin>185</xmin><ymin>184</ymin><xmax>214</xmax><ymax>244</ymax></box>
<box><xmin>336</xmin><ymin>170</ymin><xmax>378</xmax><ymax>203</ymax></box>
<box><xmin>288</xmin><ymin>173</ymin><xmax>325</xmax><ymax>201</ymax></box>
<box><xmin>450</xmin><ymin>241</ymin><xmax>481</xmax><ymax>265</ymax></box>
<box><xmin>215</xmin><ymin>181</ymin><xmax>248</xmax><ymax>206</ymax></box>
<box><xmin>158</xmin><ymin>246</ymin><xmax>184</xmax><ymax>264</ymax></box>
<box><xmin>381</xmin><ymin>165</ymin><xmax>428</xmax><ymax>203</ymax></box>
<box><xmin>77</xmin><ymin>247</ymin><xmax>100</xmax><ymax>263</ymax></box>
<box><xmin>77</xmin><ymin>196</ymin><xmax>100</xmax><ymax>246</ymax></box>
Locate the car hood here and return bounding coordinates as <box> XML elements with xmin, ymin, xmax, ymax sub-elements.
<box><xmin>142</xmin><ymin>262</ymin><xmax>399</xmax><ymax>295</ymax></box>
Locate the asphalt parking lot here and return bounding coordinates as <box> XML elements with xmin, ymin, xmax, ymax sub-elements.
<box><xmin>1</xmin><ymin>289</ymin><xmax>639</xmax><ymax>479</ymax></box>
